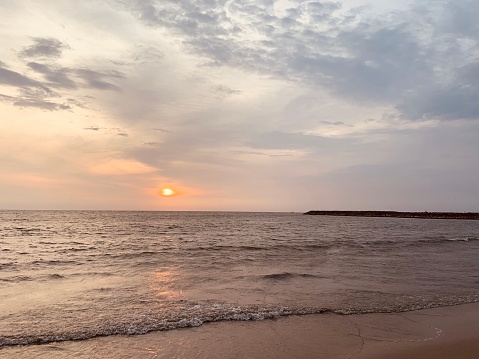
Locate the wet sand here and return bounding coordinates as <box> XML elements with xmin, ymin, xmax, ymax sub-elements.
<box><xmin>1</xmin><ymin>303</ymin><xmax>478</xmax><ymax>358</ymax></box>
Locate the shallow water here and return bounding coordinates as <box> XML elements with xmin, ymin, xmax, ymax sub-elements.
<box><xmin>1</xmin><ymin>211</ymin><xmax>478</xmax><ymax>347</ymax></box>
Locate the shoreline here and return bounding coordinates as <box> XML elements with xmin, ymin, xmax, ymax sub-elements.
<box><xmin>304</xmin><ymin>210</ymin><xmax>479</xmax><ymax>220</ymax></box>
<box><xmin>2</xmin><ymin>303</ymin><xmax>479</xmax><ymax>358</ymax></box>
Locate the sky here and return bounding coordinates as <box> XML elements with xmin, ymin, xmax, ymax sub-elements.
<box><xmin>0</xmin><ymin>0</ymin><xmax>478</xmax><ymax>212</ymax></box>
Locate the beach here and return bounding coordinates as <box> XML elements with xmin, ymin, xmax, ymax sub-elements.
<box><xmin>1</xmin><ymin>302</ymin><xmax>478</xmax><ymax>358</ymax></box>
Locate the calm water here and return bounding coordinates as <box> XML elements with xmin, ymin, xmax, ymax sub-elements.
<box><xmin>1</xmin><ymin>211</ymin><xmax>478</xmax><ymax>348</ymax></box>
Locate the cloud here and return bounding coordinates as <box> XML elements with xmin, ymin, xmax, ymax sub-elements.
<box><xmin>27</xmin><ymin>61</ymin><xmax>125</xmax><ymax>92</ymax></box>
<box><xmin>438</xmin><ymin>0</ymin><xmax>479</xmax><ymax>37</ymax></box>
<box><xmin>27</xmin><ymin>62</ymin><xmax>77</xmax><ymax>89</ymax></box>
<box><xmin>0</xmin><ymin>35</ymin><xmax>127</xmax><ymax>111</ymax></box>
<box><xmin>18</xmin><ymin>37</ymin><xmax>68</xmax><ymax>59</ymax></box>
<box><xmin>120</xmin><ymin>0</ymin><xmax>479</xmax><ymax>122</ymax></box>
<box><xmin>143</xmin><ymin>141</ymin><xmax>160</xmax><ymax>145</ymax></box>
<box><xmin>398</xmin><ymin>84</ymin><xmax>479</xmax><ymax>121</ymax></box>
<box><xmin>13</xmin><ymin>87</ymin><xmax>71</xmax><ymax>111</ymax></box>
<box><xmin>0</xmin><ymin>64</ymin><xmax>44</xmax><ymax>88</ymax></box>
<box><xmin>0</xmin><ymin>62</ymin><xmax>72</xmax><ymax>110</ymax></box>
<box><xmin>133</xmin><ymin>46</ymin><xmax>165</xmax><ymax>63</ymax></box>
<box><xmin>213</xmin><ymin>84</ymin><xmax>241</xmax><ymax>95</ymax></box>
<box><xmin>82</xmin><ymin>126</ymin><xmax>129</xmax><ymax>137</ymax></box>
<box><xmin>75</xmin><ymin>68</ymin><xmax>124</xmax><ymax>91</ymax></box>
<box><xmin>67</xmin><ymin>98</ymin><xmax>88</xmax><ymax>109</ymax></box>
<box><xmin>0</xmin><ymin>93</ymin><xmax>15</xmax><ymax>101</ymax></box>
<box><xmin>83</xmin><ymin>125</ymin><xmax>103</xmax><ymax>131</ymax></box>
<box><xmin>247</xmin><ymin>131</ymin><xmax>349</xmax><ymax>154</ymax></box>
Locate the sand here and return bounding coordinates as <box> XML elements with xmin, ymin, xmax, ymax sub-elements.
<box><xmin>1</xmin><ymin>303</ymin><xmax>478</xmax><ymax>358</ymax></box>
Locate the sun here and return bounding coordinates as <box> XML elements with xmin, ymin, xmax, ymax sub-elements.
<box><xmin>160</xmin><ymin>187</ymin><xmax>176</xmax><ymax>197</ymax></box>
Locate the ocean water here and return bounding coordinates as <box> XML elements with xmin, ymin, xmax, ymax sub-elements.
<box><xmin>1</xmin><ymin>211</ymin><xmax>478</xmax><ymax>349</ymax></box>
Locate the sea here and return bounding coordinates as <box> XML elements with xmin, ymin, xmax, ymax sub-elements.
<box><xmin>1</xmin><ymin>210</ymin><xmax>478</xmax><ymax>352</ymax></box>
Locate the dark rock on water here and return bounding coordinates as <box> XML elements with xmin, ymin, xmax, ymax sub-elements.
<box><xmin>303</xmin><ymin>210</ymin><xmax>479</xmax><ymax>220</ymax></box>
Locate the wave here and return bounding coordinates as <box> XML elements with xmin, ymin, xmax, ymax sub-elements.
<box><xmin>0</xmin><ymin>275</ymin><xmax>33</xmax><ymax>283</ymax></box>
<box><xmin>176</xmin><ymin>238</ymin><xmax>478</xmax><ymax>255</ymax></box>
<box><xmin>0</xmin><ymin>273</ymin><xmax>66</xmax><ymax>284</ymax></box>
<box><xmin>185</xmin><ymin>237</ymin><xmax>477</xmax><ymax>252</ymax></box>
<box><xmin>111</xmin><ymin>251</ymin><xmax>160</xmax><ymax>259</ymax></box>
<box><xmin>61</xmin><ymin>246</ymin><xmax>97</xmax><ymax>252</ymax></box>
<box><xmin>2</xmin><ymin>295</ymin><xmax>479</xmax><ymax>348</ymax></box>
<box><xmin>0</xmin><ymin>272</ymin><xmax>117</xmax><ymax>284</ymax></box>
<box><xmin>347</xmin><ymin>236</ymin><xmax>479</xmax><ymax>249</ymax></box>
<box><xmin>0</xmin><ymin>305</ymin><xmax>322</xmax><ymax>348</ymax></box>
<box><xmin>262</xmin><ymin>272</ymin><xmax>320</xmax><ymax>280</ymax></box>
<box><xmin>47</xmin><ymin>273</ymin><xmax>65</xmax><ymax>279</ymax></box>
<box><xmin>0</xmin><ymin>262</ymin><xmax>16</xmax><ymax>270</ymax></box>
<box><xmin>447</xmin><ymin>237</ymin><xmax>478</xmax><ymax>242</ymax></box>
<box><xmin>30</xmin><ymin>260</ymin><xmax>79</xmax><ymax>266</ymax></box>
<box><xmin>52</xmin><ymin>237</ymin><xmax>476</xmax><ymax>264</ymax></box>
<box><xmin>184</xmin><ymin>243</ymin><xmax>333</xmax><ymax>252</ymax></box>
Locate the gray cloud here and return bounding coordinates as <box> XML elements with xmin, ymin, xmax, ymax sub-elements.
<box><xmin>27</xmin><ymin>61</ymin><xmax>125</xmax><ymax>92</ymax></box>
<box><xmin>13</xmin><ymin>87</ymin><xmax>70</xmax><ymax>111</ymax></box>
<box><xmin>0</xmin><ymin>35</ymin><xmax>126</xmax><ymax>111</ymax></box>
<box><xmin>0</xmin><ymin>64</ymin><xmax>44</xmax><ymax>88</ymax></box>
<box><xmin>83</xmin><ymin>125</ymin><xmax>103</xmax><ymax>131</ymax></box>
<box><xmin>320</xmin><ymin>121</ymin><xmax>348</xmax><ymax>126</ymax></box>
<box><xmin>122</xmin><ymin>0</ymin><xmax>479</xmax><ymax>121</ymax></box>
<box><xmin>27</xmin><ymin>62</ymin><xmax>77</xmax><ymax>89</ymax></box>
<box><xmin>75</xmin><ymin>69</ymin><xmax>124</xmax><ymax>91</ymax></box>
<box><xmin>0</xmin><ymin>93</ymin><xmax>15</xmax><ymax>101</ymax></box>
<box><xmin>0</xmin><ymin>63</ymin><xmax>75</xmax><ymax>110</ymax></box>
<box><xmin>213</xmin><ymin>84</ymin><xmax>241</xmax><ymax>95</ymax></box>
<box><xmin>398</xmin><ymin>84</ymin><xmax>479</xmax><ymax>121</ymax></box>
<box><xmin>438</xmin><ymin>0</ymin><xmax>479</xmax><ymax>37</ymax></box>
<box><xmin>143</xmin><ymin>141</ymin><xmax>161</xmax><ymax>145</ymax></box>
<box><xmin>0</xmin><ymin>61</ymin><xmax>69</xmax><ymax>110</ymax></box>
<box><xmin>82</xmin><ymin>126</ymin><xmax>129</xmax><ymax>137</ymax></box>
<box><xmin>19</xmin><ymin>37</ymin><xmax>124</xmax><ymax>91</ymax></box>
<box><xmin>133</xmin><ymin>46</ymin><xmax>165</xmax><ymax>63</ymax></box>
<box><xmin>19</xmin><ymin>37</ymin><xmax>68</xmax><ymax>59</ymax></box>
<box><xmin>67</xmin><ymin>98</ymin><xmax>88</xmax><ymax>109</ymax></box>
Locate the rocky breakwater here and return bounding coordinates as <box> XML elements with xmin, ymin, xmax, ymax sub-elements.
<box><xmin>303</xmin><ymin>210</ymin><xmax>479</xmax><ymax>220</ymax></box>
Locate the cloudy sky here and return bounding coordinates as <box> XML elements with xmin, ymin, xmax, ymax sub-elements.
<box><xmin>1</xmin><ymin>0</ymin><xmax>478</xmax><ymax>211</ymax></box>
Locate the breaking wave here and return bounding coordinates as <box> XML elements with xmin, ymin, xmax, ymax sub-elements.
<box><xmin>2</xmin><ymin>294</ymin><xmax>479</xmax><ymax>348</ymax></box>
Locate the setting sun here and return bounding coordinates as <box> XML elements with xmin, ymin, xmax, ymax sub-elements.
<box><xmin>160</xmin><ymin>188</ymin><xmax>176</xmax><ymax>197</ymax></box>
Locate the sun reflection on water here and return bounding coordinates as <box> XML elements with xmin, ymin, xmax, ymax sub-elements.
<box><xmin>149</xmin><ymin>270</ymin><xmax>184</xmax><ymax>300</ymax></box>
